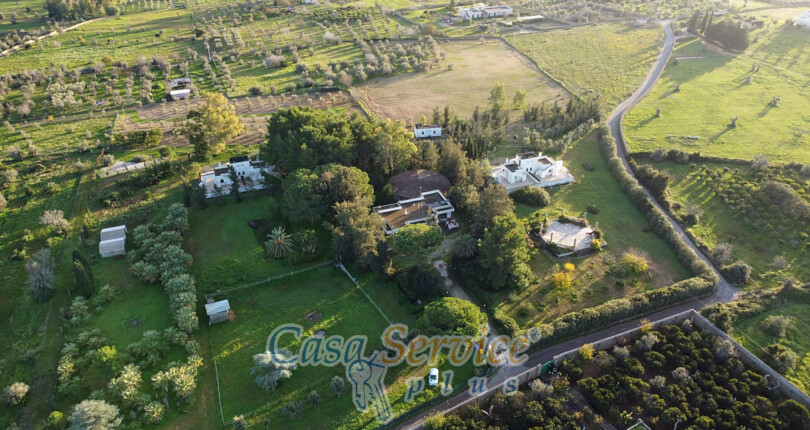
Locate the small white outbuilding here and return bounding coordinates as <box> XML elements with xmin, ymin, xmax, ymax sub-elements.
<box><xmin>205</xmin><ymin>300</ymin><xmax>231</xmax><ymax>325</ymax></box>
<box><xmin>99</xmin><ymin>225</ymin><xmax>127</xmax><ymax>258</ymax></box>
<box><xmin>99</xmin><ymin>238</ymin><xmax>126</xmax><ymax>258</ymax></box>
<box><xmin>100</xmin><ymin>225</ymin><xmax>127</xmax><ymax>241</ymax></box>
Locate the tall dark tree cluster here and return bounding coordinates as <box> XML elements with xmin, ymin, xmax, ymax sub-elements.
<box><xmin>262</xmin><ymin>106</ymin><xmax>415</xmax><ymax>191</ymax></box>
<box><xmin>522</xmin><ymin>96</ymin><xmax>601</xmax><ymax>138</ymax></box>
<box><xmin>46</xmin><ymin>0</ymin><xmax>121</xmax><ymax>20</ymax></box>
<box><xmin>71</xmin><ymin>249</ymin><xmax>95</xmax><ymax>298</ymax></box>
<box><xmin>687</xmin><ymin>10</ymin><xmax>750</xmax><ymax>50</ymax></box>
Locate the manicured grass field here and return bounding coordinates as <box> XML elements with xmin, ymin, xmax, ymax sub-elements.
<box><xmin>496</xmin><ymin>133</ymin><xmax>691</xmax><ymax>327</ymax></box>
<box><xmin>356</xmin><ymin>39</ymin><xmax>567</xmax><ymax>121</ymax></box>
<box><xmin>185</xmin><ymin>197</ymin><xmax>334</xmax><ymax>292</ymax></box>
<box><xmin>625</xmin><ymin>23</ymin><xmax>810</xmax><ymax>163</ymax></box>
<box><xmin>635</xmin><ymin>160</ymin><xmax>810</xmax><ymax>283</ymax></box>
<box><xmin>508</xmin><ymin>23</ymin><xmax>665</xmax><ymax>109</ymax></box>
<box><xmin>733</xmin><ymin>304</ymin><xmax>810</xmax><ymax>394</ymax></box>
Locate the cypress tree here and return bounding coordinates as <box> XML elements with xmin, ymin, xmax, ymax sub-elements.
<box><xmin>72</xmin><ymin>249</ymin><xmax>95</xmax><ymax>298</ymax></box>
<box><xmin>700</xmin><ymin>10</ymin><xmax>709</xmax><ymax>33</ymax></box>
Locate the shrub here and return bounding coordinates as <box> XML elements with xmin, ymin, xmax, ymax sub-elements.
<box><xmin>99</xmin><ymin>154</ymin><xmax>115</xmax><ymax>166</ymax></box>
<box><xmin>158</xmin><ymin>146</ymin><xmax>174</xmax><ymax>158</ymax></box>
<box><xmin>752</xmin><ymin>154</ymin><xmax>769</xmax><ymax>171</ymax></box>
<box><xmin>511</xmin><ymin>187</ymin><xmax>551</xmax><ymax>207</ymax></box>
<box><xmin>3</xmin><ymin>382</ymin><xmax>29</xmax><ymax>406</ymax></box>
<box><xmin>47</xmin><ymin>411</ymin><xmax>66</xmax><ymax>428</ymax></box>
<box><xmin>329</xmin><ymin>376</ymin><xmax>346</xmax><ymax>397</ymax></box>
<box><xmin>721</xmin><ymin>261</ymin><xmax>751</xmax><ymax>285</ymax></box>
<box><xmin>529</xmin><ymin>379</ymin><xmax>553</xmax><ymax>399</ymax></box>
<box><xmin>614</xmin><ymin>251</ymin><xmax>649</xmax><ymax>277</ymax></box>
<box><xmin>551</xmin><ymin>271</ymin><xmax>573</xmax><ymax>289</ymax></box>
<box><xmin>281</xmin><ymin>400</ymin><xmax>303</xmax><ymax>419</ymax></box>
<box><xmin>307</xmin><ymin>390</ymin><xmax>321</xmax><ymax>407</ymax></box>
<box><xmin>613</xmin><ymin>345</ymin><xmax>630</xmax><ymax>361</ymax></box>
<box><xmin>762</xmin><ymin>315</ymin><xmax>792</xmax><ymax>338</ymax></box>
<box><xmin>761</xmin><ymin>344</ymin><xmax>797</xmax><ymax>374</ymax></box>
<box><xmin>0</xmin><ymin>192</ymin><xmax>6</xmax><ymax>212</ymax></box>
<box><xmin>264</xmin><ymin>54</ymin><xmax>286</xmax><ymax>68</ymax></box>
<box><xmin>6</xmin><ymin>146</ymin><xmax>24</xmax><ymax>161</ymax></box>
<box><xmin>587</xmin><ymin>204</ymin><xmax>599</xmax><ymax>214</ymax></box>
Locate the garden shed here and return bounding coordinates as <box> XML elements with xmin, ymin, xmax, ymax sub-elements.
<box><xmin>205</xmin><ymin>300</ymin><xmax>231</xmax><ymax>325</ymax></box>
<box><xmin>99</xmin><ymin>237</ymin><xmax>126</xmax><ymax>258</ymax></box>
<box><xmin>99</xmin><ymin>225</ymin><xmax>127</xmax><ymax>258</ymax></box>
<box><xmin>100</xmin><ymin>225</ymin><xmax>127</xmax><ymax>241</ymax></box>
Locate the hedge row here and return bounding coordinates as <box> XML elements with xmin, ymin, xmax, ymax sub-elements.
<box><xmin>523</xmin><ymin>276</ymin><xmax>716</xmax><ymax>349</ymax></box>
<box><xmin>129</xmin><ymin>204</ymin><xmax>199</xmax><ymax>333</ymax></box>
<box><xmin>598</xmin><ymin>126</ymin><xmax>716</xmax><ymax>281</ymax></box>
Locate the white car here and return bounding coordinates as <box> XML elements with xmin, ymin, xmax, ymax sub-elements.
<box><xmin>428</xmin><ymin>368</ymin><xmax>439</xmax><ymax>387</ymax></box>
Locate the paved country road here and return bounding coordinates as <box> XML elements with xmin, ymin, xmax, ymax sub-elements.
<box><xmin>394</xmin><ymin>21</ymin><xmax>740</xmax><ymax>430</ymax></box>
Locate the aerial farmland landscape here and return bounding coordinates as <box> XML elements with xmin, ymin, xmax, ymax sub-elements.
<box><xmin>0</xmin><ymin>0</ymin><xmax>809</xmax><ymax>428</ymax></box>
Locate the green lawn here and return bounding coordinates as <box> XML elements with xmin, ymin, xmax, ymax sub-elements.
<box><xmin>507</xmin><ymin>23</ymin><xmax>665</xmax><ymax>109</ymax></box>
<box><xmin>733</xmin><ymin>304</ymin><xmax>810</xmax><ymax>394</ymax></box>
<box><xmin>496</xmin><ymin>133</ymin><xmax>691</xmax><ymax>327</ymax></box>
<box><xmin>625</xmin><ymin>24</ymin><xmax>810</xmax><ymax>163</ymax></box>
<box><xmin>185</xmin><ymin>197</ymin><xmax>333</xmax><ymax>293</ymax></box>
<box><xmin>204</xmin><ymin>260</ymin><xmax>476</xmax><ymax>429</ymax></box>
<box><xmin>186</xmin><ymin>198</ymin><xmax>478</xmax><ymax>428</ymax></box>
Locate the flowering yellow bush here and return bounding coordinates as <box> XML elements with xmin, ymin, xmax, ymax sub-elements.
<box><xmin>564</xmin><ymin>262</ymin><xmax>575</xmax><ymax>272</ymax></box>
<box><xmin>551</xmin><ymin>271</ymin><xmax>573</xmax><ymax>289</ymax></box>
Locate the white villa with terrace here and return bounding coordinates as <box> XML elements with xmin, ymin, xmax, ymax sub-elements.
<box><xmin>457</xmin><ymin>3</ymin><xmax>513</xmax><ymax>19</ymax></box>
<box><xmin>198</xmin><ymin>156</ymin><xmax>273</xmax><ymax>198</ymax></box>
<box><xmin>491</xmin><ymin>152</ymin><xmax>574</xmax><ymax>192</ymax></box>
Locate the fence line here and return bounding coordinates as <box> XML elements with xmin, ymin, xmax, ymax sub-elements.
<box><xmin>210</xmin><ymin>338</ymin><xmax>226</xmax><ymax>427</ymax></box>
<box><xmin>204</xmin><ymin>261</ymin><xmax>332</xmax><ymax>300</ymax></box>
<box><xmin>336</xmin><ymin>262</ymin><xmax>393</xmax><ymax>325</ymax></box>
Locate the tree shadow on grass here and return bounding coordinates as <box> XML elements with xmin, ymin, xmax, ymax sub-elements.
<box><xmin>758</xmin><ymin>104</ymin><xmax>774</xmax><ymax>118</ymax></box>
<box><xmin>711</xmin><ymin>124</ymin><xmax>736</xmax><ymax>141</ymax></box>
<box><xmin>636</xmin><ymin>113</ymin><xmax>659</xmax><ymax>128</ymax></box>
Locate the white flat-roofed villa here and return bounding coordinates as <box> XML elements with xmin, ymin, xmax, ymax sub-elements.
<box><xmin>491</xmin><ymin>152</ymin><xmax>574</xmax><ymax>192</ymax></box>
<box><xmin>198</xmin><ymin>155</ymin><xmax>273</xmax><ymax>198</ymax></box>
<box><xmin>457</xmin><ymin>3</ymin><xmax>513</xmax><ymax>19</ymax></box>
<box><xmin>373</xmin><ymin>190</ymin><xmax>457</xmax><ymax>235</ymax></box>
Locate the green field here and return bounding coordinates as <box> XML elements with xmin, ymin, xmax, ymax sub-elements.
<box><xmin>357</xmin><ymin>39</ymin><xmax>567</xmax><ymax>121</ymax></box>
<box><xmin>634</xmin><ymin>159</ymin><xmax>810</xmax><ymax>283</ymax></box>
<box><xmin>186</xmin><ymin>199</ymin><xmax>477</xmax><ymax>429</ymax></box>
<box><xmin>734</xmin><ymin>304</ymin><xmax>810</xmax><ymax>394</ymax></box>
<box><xmin>496</xmin><ymin>133</ymin><xmax>691</xmax><ymax>327</ymax></box>
<box><xmin>508</xmin><ymin>23</ymin><xmax>664</xmax><ymax>108</ymax></box>
<box><xmin>625</xmin><ymin>23</ymin><xmax>810</xmax><ymax>163</ymax></box>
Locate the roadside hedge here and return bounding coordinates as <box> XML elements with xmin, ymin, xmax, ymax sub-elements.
<box><xmin>597</xmin><ymin>125</ymin><xmax>715</xmax><ymax>281</ymax></box>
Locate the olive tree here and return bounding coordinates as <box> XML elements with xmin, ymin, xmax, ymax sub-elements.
<box><xmin>27</xmin><ymin>248</ymin><xmax>55</xmax><ymax>301</ymax></box>
<box><xmin>68</xmin><ymin>400</ymin><xmax>122</xmax><ymax>430</ymax></box>
<box><xmin>251</xmin><ymin>349</ymin><xmax>297</xmax><ymax>391</ymax></box>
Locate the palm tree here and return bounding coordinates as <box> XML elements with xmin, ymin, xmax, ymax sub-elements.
<box><xmin>265</xmin><ymin>227</ymin><xmax>293</xmax><ymax>259</ymax></box>
<box><xmin>456</xmin><ymin>234</ymin><xmax>477</xmax><ymax>259</ymax></box>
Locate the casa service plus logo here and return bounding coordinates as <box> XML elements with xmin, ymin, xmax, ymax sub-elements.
<box><xmin>264</xmin><ymin>323</ymin><xmax>533</xmax><ymax>424</ymax></box>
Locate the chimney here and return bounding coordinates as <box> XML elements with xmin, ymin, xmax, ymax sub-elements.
<box><xmin>404</xmin><ymin>208</ymin><xmax>408</xmax><ymax>215</ymax></box>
